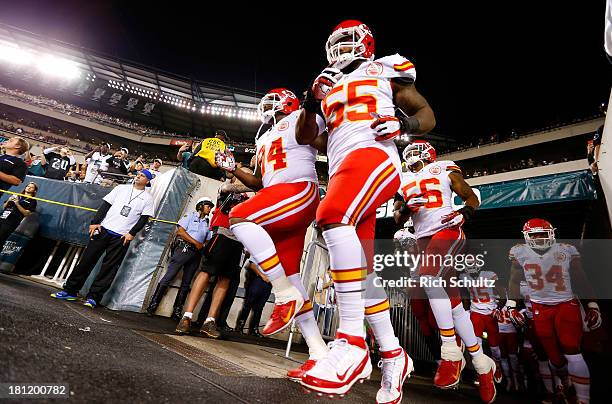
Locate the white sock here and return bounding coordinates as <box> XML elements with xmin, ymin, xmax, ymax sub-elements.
<box><xmin>231</xmin><ymin>222</ymin><xmax>286</xmax><ymax>282</ymax></box>
<box><xmin>490</xmin><ymin>346</ymin><xmax>502</xmax><ymax>362</ymax></box>
<box><xmin>566</xmin><ymin>353</ymin><xmax>590</xmax><ymax>403</ymax></box>
<box><xmin>509</xmin><ymin>354</ymin><xmax>521</xmax><ymax>386</ymax></box>
<box><xmin>452</xmin><ymin>304</ymin><xmax>482</xmax><ymax>356</ymax></box>
<box><xmin>323</xmin><ymin>226</ymin><xmax>366</xmax><ymax>338</ymax></box>
<box><xmin>423</xmin><ymin>280</ymin><xmax>456</xmax><ymax>343</ymax></box>
<box><xmin>183</xmin><ymin>312</ymin><xmax>193</xmax><ymax>319</ymax></box>
<box><xmin>538</xmin><ymin>360</ymin><xmax>554</xmax><ymax>394</ymax></box>
<box><xmin>365</xmin><ymin>297</ymin><xmax>400</xmax><ymax>352</ymax></box>
<box><xmin>501</xmin><ymin>358</ymin><xmax>511</xmax><ymax>382</ymax></box>
<box><xmin>206</xmin><ymin>316</ymin><xmax>215</xmax><ymax>323</ymax></box>
<box><xmin>288</xmin><ymin>274</ymin><xmax>328</xmax><ymax>360</ymax></box>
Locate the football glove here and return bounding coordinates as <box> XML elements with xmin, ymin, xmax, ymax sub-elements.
<box><xmin>371</xmin><ymin>113</ymin><xmax>402</xmax><ymax>141</ymax></box>
<box><xmin>441</xmin><ymin>211</ymin><xmax>465</xmax><ymax>228</ymax></box>
<box><xmin>586</xmin><ymin>302</ymin><xmax>602</xmax><ymax>330</ymax></box>
<box><xmin>491</xmin><ymin>308</ymin><xmax>503</xmax><ymax>322</ymax></box>
<box><xmin>215</xmin><ymin>151</ymin><xmax>236</xmax><ymax>172</ymax></box>
<box><xmin>398</xmin><ymin>194</ymin><xmax>428</xmax><ymax>214</ymax></box>
<box><xmin>504</xmin><ymin>300</ymin><xmax>526</xmax><ymax>328</ymax></box>
<box><xmin>311</xmin><ymin>68</ymin><xmax>343</xmax><ymax>101</ymax></box>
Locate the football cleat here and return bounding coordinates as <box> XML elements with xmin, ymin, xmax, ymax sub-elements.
<box><xmin>472</xmin><ymin>354</ymin><xmax>497</xmax><ymax>404</ymax></box>
<box><xmin>287</xmin><ymin>359</ymin><xmax>317</xmax><ymax>382</ymax></box>
<box><xmin>493</xmin><ymin>360</ymin><xmax>503</xmax><ymax>384</ymax></box>
<box><xmin>262</xmin><ymin>287</ymin><xmax>304</xmax><ymax>336</ymax></box>
<box><xmin>434</xmin><ymin>342</ymin><xmax>465</xmax><ymax>389</ymax></box>
<box><xmin>300</xmin><ymin>332</ymin><xmax>372</xmax><ymax>396</ymax></box>
<box><xmin>376</xmin><ymin>347</ymin><xmax>414</xmax><ymax>404</ymax></box>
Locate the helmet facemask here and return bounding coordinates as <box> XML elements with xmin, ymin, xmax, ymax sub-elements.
<box><xmin>403</xmin><ymin>145</ymin><xmax>431</xmax><ymax>172</ymax></box>
<box><xmin>523</xmin><ymin>229</ymin><xmax>555</xmax><ymax>250</ymax></box>
<box><xmin>326</xmin><ymin>25</ymin><xmax>373</xmax><ymax>70</ymax></box>
<box><xmin>257</xmin><ymin>93</ymin><xmax>283</xmax><ymax>124</ymax></box>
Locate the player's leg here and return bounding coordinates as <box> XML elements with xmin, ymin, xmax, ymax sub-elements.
<box><xmin>230</xmin><ymin>181</ymin><xmax>319</xmax><ymax>335</ymax></box>
<box><xmin>484</xmin><ymin>313</ymin><xmax>503</xmax><ymax>383</ymax></box>
<box><xmin>410</xmin><ymin>293</ymin><xmax>441</xmax><ymax>361</ymax></box>
<box><xmin>556</xmin><ymin>300</ymin><xmax>590</xmax><ymax>404</ymax></box>
<box><xmin>302</xmin><ymin>148</ymin><xmax>400</xmax><ymax>396</ymax></box>
<box><xmin>528</xmin><ymin>319</ymin><xmax>554</xmax><ymax>396</ymax></box>
<box><xmin>532</xmin><ymin>303</ymin><xmax>569</xmax><ymax>394</ymax></box>
<box><xmin>506</xmin><ymin>332</ymin><xmax>523</xmax><ymax>391</ymax></box>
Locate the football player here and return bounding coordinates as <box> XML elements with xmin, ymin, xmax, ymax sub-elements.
<box><xmin>497</xmin><ymin>295</ymin><xmax>523</xmax><ymax>392</ymax></box>
<box><xmin>506</xmin><ymin>219</ymin><xmax>601</xmax><ymax>404</ymax></box>
<box><xmin>394</xmin><ymin>140</ymin><xmax>497</xmax><ymax>403</ymax></box>
<box><xmin>216</xmin><ymin>88</ymin><xmax>329</xmax><ymax>381</ymax></box>
<box><xmin>460</xmin><ymin>263</ymin><xmax>505</xmax><ymax>385</ymax></box>
<box><xmin>295</xmin><ymin>20</ymin><xmax>434</xmax><ymax>401</ymax></box>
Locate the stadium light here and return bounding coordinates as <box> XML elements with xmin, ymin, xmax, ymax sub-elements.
<box><xmin>0</xmin><ymin>44</ymin><xmax>33</xmax><ymax>65</ymax></box>
<box><xmin>37</xmin><ymin>55</ymin><xmax>80</xmax><ymax>79</ymax></box>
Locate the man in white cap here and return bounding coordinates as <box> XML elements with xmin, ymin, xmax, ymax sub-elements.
<box><xmin>149</xmin><ymin>158</ymin><xmax>163</xmax><ymax>180</ymax></box>
<box><xmin>84</xmin><ymin>143</ymin><xmax>111</xmax><ymax>184</ymax></box>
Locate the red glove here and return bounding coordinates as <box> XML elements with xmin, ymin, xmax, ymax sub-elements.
<box><xmin>370</xmin><ymin>113</ymin><xmax>402</xmax><ymax>141</ymax></box>
<box><xmin>504</xmin><ymin>300</ymin><xmax>526</xmax><ymax>328</ymax></box>
<box><xmin>311</xmin><ymin>68</ymin><xmax>343</xmax><ymax>101</ymax></box>
<box><xmin>586</xmin><ymin>302</ymin><xmax>602</xmax><ymax>330</ymax></box>
<box><xmin>491</xmin><ymin>308</ymin><xmax>503</xmax><ymax>322</ymax></box>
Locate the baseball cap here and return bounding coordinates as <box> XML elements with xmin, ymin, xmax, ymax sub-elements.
<box><xmin>153</xmin><ymin>158</ymin><xmax>163</xmax><ymax>165</ymax></box>
<box><xmin>140</xmin><ymin>169</ymin><xmax>155</xmax><ymax>187</ymax></box>
<box><xmin>121</xmin><ymin>147</ymin><xmax>129</xmax><ymax>155</ymax></box>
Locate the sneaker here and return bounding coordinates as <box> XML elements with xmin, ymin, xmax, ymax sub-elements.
<box><xmin>300</xmin><ymin>332</ymin><xmax>372</xmax><ymax>397</ymax></box>
<box><xmin>434</xmin><ymin>342</ymin><xmax>466</xmax><ymax>389</ymax></box>
<box><xmin>262</xmin><ymin>286</ymin><xmax>304</xmax><ymax>336</ymax></box>
<box><xmin>200</xmin><ymin>319</ymin><xmax>221</xmax><ymax>339</ymax></box>
<box><xmin>376</xmin><ymin>347</ymin><xmax>414</xmax><ymax>404</ymax></box>
<box><xmin>287</xmin><ymin>359</ymin><xmax>317</xmax><ymax>382</ymax></box>
<box><xmin>83</xmin><ymin>298</ymin><xmax>97</xmax><ymax>308</ymax></box>
<box><xmin>50</xmin><ymin>291</ymin><xmax>77</xmax><ymax>301</ymax></box>
<box><xmin>175</xmin><ymin>316</ymin><xmax>192</xmax><ymax>335</ymax></box>
<box><xmin>473</xmin><ymin>354</ymin><xmax>497</xmax><ymax>404</ymax></box>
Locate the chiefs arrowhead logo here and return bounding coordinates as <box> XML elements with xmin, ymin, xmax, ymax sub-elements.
<box><xmin>278</xmin><ymin>121</ymin><xmax>289</xmax><ymax>131</ymax></box>
<box><xmin>366</xmin><ymin>62</ymin><xmax>384</xmax><ymax>76</ymax></box>
<box><xmin>429</xmin><ymin>166</ymin><xmax>441</xmax><ymax>175</ymax></box>
<box><xmin>554</xmin><ymin>251</ymin><xmax>566</xmax><ymax>262</ymax></box>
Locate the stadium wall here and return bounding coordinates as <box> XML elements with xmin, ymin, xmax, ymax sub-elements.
<box><xmin>598</xmin><ymin>91</ymin><xmax>612</xmax><ymax>223</ymax></box>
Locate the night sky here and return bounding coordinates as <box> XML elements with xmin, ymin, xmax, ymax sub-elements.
<box><xmin>0</xmin><ymin>1</ymin><xmax>610</xmax><ymax>142</ymax></box>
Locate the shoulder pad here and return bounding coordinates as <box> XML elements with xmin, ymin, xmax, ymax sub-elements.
<box><xmin>370</xmin><ymin>54</ymin><xmax>417</xmax><ymax>82</ymax></box>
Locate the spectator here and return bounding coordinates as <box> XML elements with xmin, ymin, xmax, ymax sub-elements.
<box><xmin>28</xmin><ymin>154</ymin><xmax>46</xmax><ymax>177</ymax></box>
<box><xmin>313</xmin><ymin>268</ymin><xmax>335</xmax><ymax>337</ymax></box>
<box><xmin>146</xmin><ymin>197</ymin><xmax>214</xmax><ymax>318</ymax></box>
<box><xmin>233</xmin><ymin>261</ymin><xmax>271</xmax><ymax>336</ymax></box>
<box><xmin>527</xmin><ymin>158</ymin><xmax>535</xmax><ymax>167</ymax></box>
<box><xmin>84</xmin><ymin>143</ymin><xmax>111</xmax><ymax>184</ymax></box>
<box><xmin>177</xmin><ymin>142</ymin><xmax>198</xmax><ymax>169</ymax></box>
<box><xmin>129</xmin><ymin>161</ymin><xmax>145</xmax><ymax>177</ymax></box>
<box><xmin>149</xmin><ymin>158</ymin><xmax>163</xmax><ymax>179</ymax></box>
<box><xmin>66</xmin><ymin>170</ymin><xmax>83</xmax><ymax>183</ymax></box>
<box><xmin>589</xmin><ymin>105</ymin><xmax>605</xmax><ymax>175</ymax></box>
<box><xmin>43</xmin><ymin>146</ymin><xmax>76</xmax><ymax>180</ymax></box>
<box><xmin>50</xmin><ymin>170</ymin><xmax>155</xmax><ymax>308</ymax></box>
<box><xmin>0</xmin><ymin>181</ymin><xmax>37</xmax><ymax>246</ymax></box>
<box><xmin>105</xmin><ymin>150</ymin><xmax>130</xmax><ymax>175</ymax></box>
<box><xmin>188</xmin><ymin>130</ymin><xmax>229</xmax><ymax>179</ymax></box>
<box><xmin>0</xmin><ymin>137</ymin><xmax>29</xmax><ymax>191</ymax></box>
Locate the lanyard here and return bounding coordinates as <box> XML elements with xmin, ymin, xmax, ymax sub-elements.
<box><xmin>127</xmin><ymin>186</ymin><xmax>145</xmax><ymax>206</ymax></box>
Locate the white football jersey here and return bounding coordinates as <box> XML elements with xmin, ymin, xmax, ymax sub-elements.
<box><xmin>256</xmin><ymin>110</ymin><xmax>318</xmax><ymax>188</ymax></box>
<box><xmin>498</xmin><ymin>307</ymin><xmax>517</xmax><ymax>333</ymax></box>
<box><xmin>317</xmin><ymin>54</ymin><xmax>414</xmax><ymax>176</ymax></box>
<box><xmin>399</xmin><ymin>160</ymin><xmax>463</xmax><ymax>238</ymax></box>
<box><xmin>509</xmin><ymin>243</ymin><xmax>580</xmax><ymax>305</ymax></box>
<box><xmin>461</xmin><ymin>271</ymin><xmax>499</xmax><ymax>315</ymax></box>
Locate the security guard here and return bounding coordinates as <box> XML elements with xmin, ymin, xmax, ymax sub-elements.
<box><xmin>146</xmin><ymin>196</ymin><xmax>214</xmax><ymax>318</ymax></box>
<box><xmin>188</xmin><ymin>130</ymin><xmax>228</xmax><ymax>179</ymax></box>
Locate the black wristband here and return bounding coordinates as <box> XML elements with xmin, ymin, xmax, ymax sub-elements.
<box><xmin>458</xmin><ymin>205</ymin><xmax>476</xmax><ymax>222</ymax></box>
<box><xmin>400</xmin><ymin>115</ymin><xmax>420</xmax><ymax>134</ymax></box>
<box><xmin>398</xmin><ymin>202</ymin><xmax>411</xmax><ymax>215</ymax></box>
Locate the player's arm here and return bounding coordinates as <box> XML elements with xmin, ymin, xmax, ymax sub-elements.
<box><xmin>229</xmin><ymin>166</ymin><xmax>263</xmax><ymax>191</ymax></box>
<box><xmin>393</xmin><ymin>197</ymin><xmax>410</xmax><ymax>226</ymax></box>
<box><xmin>296</xmin><ymin>109</ymin><xmax>321</xmax><ymax>146</ymax></box>
<box><xmin>569</xmin><ymin>256</ymin><xmax>602</xmax><ymax>329</ymax></box>
<box><xmin>309</xmin><ymin>132</ymin><xmax>328</xmax><ymax>154</ymax></box>
<box><xmin>391</xmin><ymin>80</ymin><xmax>436</xmax><ymax>135</ymax></box>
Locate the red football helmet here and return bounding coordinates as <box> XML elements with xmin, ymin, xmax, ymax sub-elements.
<box><xmin>402</xmin><ymin>140</ymin><xmax>436</xmax><ymax>171</ymax></box>
<box><xmin>325</xmin><ymin>20</ymin><xmax>375</xmax><ymax>69</ymax></box>
<box><xmin>522</xmin><ymin>218</ymin><xmax>556</xmax><ymax>250</ymax></box>
<box><xmin>257</xmin><ymin>88</ymin><xmax>299</xmax><ymax>123</ymax></box>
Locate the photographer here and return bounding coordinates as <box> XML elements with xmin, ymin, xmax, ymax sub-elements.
<box><xmin>0</xmin><ymin>181</ymin><xmax>37</xmax><ymax>246</ymax></box>
<box><xmin>51</xmin><ymin>170</ymin><xmax>155</xmax><ymax>308</ymax></box>
<box><xmin>146</xmin><ymin>197</ymin><xmax>214</xmax><ymax>318</ymax></box>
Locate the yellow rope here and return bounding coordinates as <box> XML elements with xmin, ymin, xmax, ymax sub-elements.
<box><xmin>0</xmin><ymin>189</ymin><xmax>178</xmax><ymax>225</ymax></box>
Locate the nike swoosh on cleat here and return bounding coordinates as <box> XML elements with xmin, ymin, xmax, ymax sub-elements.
<box><xmin>281</xmin><ymin>302</ymin><xmax>295</xmax><ymax>324</ymax></box>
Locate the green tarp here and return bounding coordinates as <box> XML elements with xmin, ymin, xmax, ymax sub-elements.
<box><xmin>457</xmin><ymin>170</ymin><xmax>597</xmax><ymax>210</ymax></box>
